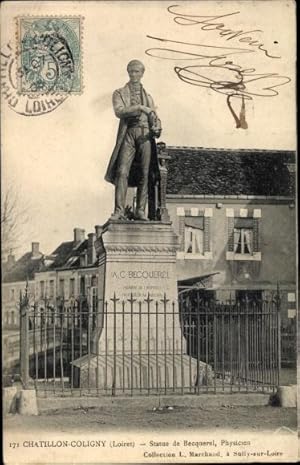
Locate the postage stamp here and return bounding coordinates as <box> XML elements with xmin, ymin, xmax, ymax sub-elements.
<box><xmin>16</xmin><ymin>16</ymin><xmax>83</xmax><ymax>94</ymax></box>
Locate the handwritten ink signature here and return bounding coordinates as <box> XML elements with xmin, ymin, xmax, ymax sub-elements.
<box><xmin>166</xmin><ymin>5</ymin><xmax>280</xmax><ymax>59</ymax></box>
<box><xmin>145</xmin><ymin>7</ymin><xmax>291</xmax><ymax>129</ymax></box>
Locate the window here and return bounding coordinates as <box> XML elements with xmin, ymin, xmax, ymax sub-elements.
<box><xmin>185</xmin><ymin>226</ymin><xmax>204</xmax><ymax>254</ymax></box>
<box><xmin>236</xmin><ymin>290</ymin><xmax>263</xmax><ymax>311</ymax></box>
<box><xmin>236</xmin><ymin>290</ymin><xmax>262</xmax><ymax>302</ymax></box>
<box><xmin>69</xmin><ymin>278</ymin><xmax>75</xmax><ymax>297</ymax></box>
<box><xmin>10</xmin><ymin>288</ymin><xmax>15</xmax><ymax>301</ymax></box>
<box><xmin>91</xmin><ymin>285</ymin><xmax>98</xmax><ymax>329</ymax></box>
<box><xmin>59</xmin><ymin>279</ymin><xmax>65</xmax><ymax>298</ymax></box>
<box><xmin>40</xmin><ymin>281</ymin><xmax>45</xmax><ymax>298</ymax></box>
<box><xmin>80</xmin><ymin>276</ymin><xmax>85</xmax><ymax>296</ymax></box>
<box><xmin>234</xmin><ymin>228</ymin><xmax>253</xmax><ymax>254</ymax></box>
<box><xmin>49</xmin><ymin>280</ymin><xmax>54</xmax><ymax>298</ymax></box>
<box><xmin>226</xmin><ymin>209</ymin><xmax>261</xmax><ymax>261</ymax></box>
<box><xmin>177</xmin><ymin>208</ymin><xmax>212</xmax><ymax>259</ymax></box>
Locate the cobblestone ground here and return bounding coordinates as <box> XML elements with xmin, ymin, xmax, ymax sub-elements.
<box><xmin>4</xmin><ymin>405</ymin><xmax>297</xmax><ymax>433</ymax></box>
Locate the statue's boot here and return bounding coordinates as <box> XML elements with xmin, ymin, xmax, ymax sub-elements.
<box><xmin>110</xmin><ymin>210</ymin><xmax>127</xmax><ymax>221</ymax></box>
<box><xmin>135</xmin><ymin>209</ymin><xmax>148</xmax><ymax>221</ymax></box>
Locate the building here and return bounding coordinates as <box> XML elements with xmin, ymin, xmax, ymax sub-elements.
<box><xmin>2</xmin><ymin>242</ymin><xmax>44</xmax><ymax>330</ymax></box>
<box><xmin>164</xmin><ymin>146</ymin><xmax>296</xmax><ymax>329</ymax></box>
<box><xmin>2</xmin><ymin>147</ymin><xmax>296</xmax><ymax>342</ymax></box>
<box><xmin>33</xmin><ymin>227</ymin><xmax>99</xmax><ymax>307</ymax></box>
<box><xmin>2</xmin><ymin>228</ymin><xmax>100</xmax><ymax>330</ymax></box>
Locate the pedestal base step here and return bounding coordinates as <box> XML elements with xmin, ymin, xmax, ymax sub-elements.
<box><xmin>72</xmin><ymin>354</ymin><xmax>213</xmax><ymax>392</ymax></box>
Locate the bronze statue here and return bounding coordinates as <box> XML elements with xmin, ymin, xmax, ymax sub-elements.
<box><xmin>104</xmin><ymin>60</ymin><xmax>162</xmax><ymax>221</ymax></box>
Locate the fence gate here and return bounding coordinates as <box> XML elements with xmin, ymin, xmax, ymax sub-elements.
<box><xmin>17</xmin><ymin>291</ymin><xmax>281</xmax><ymax>396</ymax></box>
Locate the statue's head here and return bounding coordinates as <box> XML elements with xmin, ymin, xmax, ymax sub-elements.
<box><xmin>127</xmin><ymin>60</ymin><xmax>145</xmax><ymax>83</ymax></box>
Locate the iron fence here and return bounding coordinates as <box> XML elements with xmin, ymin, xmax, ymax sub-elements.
<box><xmin>281</xmin><ymin>321</ymin><xmax>296</xmax><ymax>366</ymax></box>
<box><xmin>16</xmin><ymin>292</ymin><xmax>281</xmax><ymax>396</ymax></box>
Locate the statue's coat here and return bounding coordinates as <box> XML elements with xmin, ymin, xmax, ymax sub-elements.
<box><xmin>104</xmin><ymin>83</ymin><xmax>160</xmax><ymax>188</ymax></box>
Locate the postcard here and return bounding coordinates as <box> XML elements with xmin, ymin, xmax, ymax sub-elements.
<box><xmin>2</xmin><ymin>0</ymin><xmax>297</xmax><ymax>463</ymax></box>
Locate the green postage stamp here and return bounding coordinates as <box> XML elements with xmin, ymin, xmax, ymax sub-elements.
<box><xmin>16</xmin><ymin>17</ymin><xmax>83</xmax><ymax>94</ymax></box>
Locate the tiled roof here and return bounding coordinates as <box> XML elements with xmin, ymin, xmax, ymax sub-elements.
<box><xmin>166</xmin><ymin>147</ymin><xmax>295</xmax><ymax>196</ymax></box>
<box><xmin>2</xmin><ymin>237</ymin><xmax>96</xmax><ymax>283</ymax></box>
<box><xmin>42</xmin><ymin>239</ymin><xmax>89</xmax><ymax>270</ymax></box>
<box><xmin>2</xmin><ymin>252</ymin><xmax>44</xmax><ymax>283</ymax></box>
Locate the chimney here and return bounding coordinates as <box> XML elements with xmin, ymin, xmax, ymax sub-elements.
<box><xmin>31</xmin><ymin>242</ymin><xmax>40</xmax><ymax>258</ymax></box>
<box><xmin>87</xmin><ymin>233</ymin><xmax>96</xmax><ymax>265</ymax></box>
<box><xmin>7</xmin><ymin>253</ymin><xmax>15</xmax><ymax>268</ymax></box>
<box><xmin>80</xmin><ymin>253</ymin><xmax>87</xmax><ymax>267</ymax></box>
<box><xmin>95</xmin><ymin>225</ymin><xmax>103</xmax><ymax>238</ymax></box>
<box><xmin>74</xmin><ymin>228</ymin><xmax>85</xmax><ymax>244</ymax></box>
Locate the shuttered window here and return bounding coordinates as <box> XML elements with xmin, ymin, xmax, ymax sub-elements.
<box><xmin>228</xmin><ymin>211</ymin><xmax>261</xmax><ymax>257</ymax></box>
<box><xmin>177</xmin><ymin>209</ymin><xmax>212</xmax><ymax>257</ymax></box>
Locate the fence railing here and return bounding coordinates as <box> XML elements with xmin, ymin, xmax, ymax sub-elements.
<box><xmin>281</xmin><ymin>321</ymin><xmax>297</xmax><ymax>366</ymax></box>
<box><xmin>14</xmin><ymin>293</ymin><xmax>281</xmax><ymax>396</ymax></box>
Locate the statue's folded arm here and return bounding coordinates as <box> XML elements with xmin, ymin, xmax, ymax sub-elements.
<box><xmin>113</xmin><ymin>91</ymin><xmax>141</xmax><ymax>119</ymax></box>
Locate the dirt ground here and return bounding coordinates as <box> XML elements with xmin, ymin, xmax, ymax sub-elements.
<box><xmin>4</xmin><ymin>368</ymin><xmax>297</xmax><ymax>434</ymax></box>
<box><xmin>5</xmin><ymin>404</ymin><xmax>297</xmax><ymax>433</ymax></box>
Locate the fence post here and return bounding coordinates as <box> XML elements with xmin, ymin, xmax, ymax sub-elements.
<box><xmin>20</xmin><ymin>288</ymin><xmax>31</xmax><ymax>389</ymax></box>
<box><xmin>276</xmin><ymin>283</ymin><xmax>281</xmax><ymax>387</ymax></box>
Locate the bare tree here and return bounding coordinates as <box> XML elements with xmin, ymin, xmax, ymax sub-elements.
<box><xmin>1</xmin><ymin>183</ymin><xmax>30</xmax><ymax>260</ymax></box>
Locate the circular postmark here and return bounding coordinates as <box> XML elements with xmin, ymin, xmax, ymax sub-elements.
<box><xmin>1</xmin><ymin>42</ymin><xmax>68</xmax><ymax>116</ymax></box>
<box><xmin>19</xmin><ymin>18</ymin><xmax>80</xmax><ymax>94</ymax></box>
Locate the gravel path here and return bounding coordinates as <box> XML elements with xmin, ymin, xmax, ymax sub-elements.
<box><xmin>5</xmin><ymin>404</ymin><xmax>297</xmax><ymax>433</ymax></box>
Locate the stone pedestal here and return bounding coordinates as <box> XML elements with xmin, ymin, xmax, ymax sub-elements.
<box><xmin>94</xmin><ymin>221</ymin><xmax>183</xmax><ymax>355</ymax></box>
<box><xmin>74</xmin><ymin>220</ymin><xmax>211</xmax><ymax>392</ymax></box>
<box><xmin>3</xmin><ymin>386</ymin><xmax>17</xmax><ymax>415</ymax></box>
<box><xmin>277</xmin><ymin>385</ymin><xmax>297</xmax><ymax>407</ymax></box>
<box><xmin>18</xmin><ymin>389</ymin><xmax>38</xmax><ymax>415</ymax></box>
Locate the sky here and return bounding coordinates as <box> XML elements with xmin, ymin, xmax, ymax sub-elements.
<box><xmin>1</xmin><ymin>1</ymin><xmax>296</xmax><ymax>259</ymax></box>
